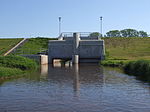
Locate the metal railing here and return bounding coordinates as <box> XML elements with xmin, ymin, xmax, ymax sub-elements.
<box><xmin>60</xmin><ymin>32</ymin><xmax>94</xmax><ymax>38</ymax></box>
<box><xmin>12</xmin><ymin>48</ymin><xmax>48</xmax><ymax>55</ymax></box>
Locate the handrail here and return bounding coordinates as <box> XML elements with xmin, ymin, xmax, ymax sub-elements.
<box><xmin>3</xmin><ymin>38</ymin><xmax>28</xmax><ymax>56</ymax></box>
<box><xmin>60</xmin><ymin>32</ymin><xmax>94</xmax><ymax>38</ymax></box>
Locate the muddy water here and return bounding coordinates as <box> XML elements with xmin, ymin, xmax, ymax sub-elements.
<box><xmin>0</xmin><ymin>64</ymin><xmax>150</xmax><ymax>112</ymax></box>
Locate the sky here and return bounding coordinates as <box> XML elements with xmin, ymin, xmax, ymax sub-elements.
<box><xmin>0</xmin><ymin>0</ymin><xmax>150</xmax><ymax>38</ymax></box>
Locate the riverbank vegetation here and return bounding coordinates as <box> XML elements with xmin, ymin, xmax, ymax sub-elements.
<box><xmin>101</xmin><ymin>37</ymin><xmax>150</xmax><ymax>82</ymax></box>
<box><xmin>0</xmin><ymin>55</ymin><xmax>38</xmax><ymax>78</ymax></box>
<box><xmin>124</xmin><ymin>60</ymin><xmax>150</xmax><ymax>82</ymax></box>
<box><xmin>0</xmin><ymin>38</ymin><xmax>23</xmax><ymax>55</ymax></box>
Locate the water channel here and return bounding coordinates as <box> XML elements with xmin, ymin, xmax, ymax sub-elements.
<box><xmin>0</xmin><ymin>63</ymin><xmax>150</xmax><ymax>112</ymax></box>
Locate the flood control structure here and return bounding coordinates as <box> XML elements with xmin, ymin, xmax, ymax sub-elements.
<box><xmin>48</xmin><ymin>32</ymin><xmax>105</xmax><ymax>64</ymax></box>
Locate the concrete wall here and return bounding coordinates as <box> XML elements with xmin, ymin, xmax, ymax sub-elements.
<box><xmin>48</xmin><ymin>33</ymin><xmax>105</xmax><ymax>64</ymax></box>
<box><xmin>48</xmin><ymin>40</ymin><xmax>73</xmax><ymax>59</ymax></box>
<box><xmin>79</xmin><ymin>40</ymin><xmax>104</xmax><ymax>59</ymax></box>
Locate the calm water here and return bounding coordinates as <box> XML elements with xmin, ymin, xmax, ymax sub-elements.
<box><xmin>0</xmin><ymin>64</ymin><xmax>150</xmax><ymax>112</ymax></box>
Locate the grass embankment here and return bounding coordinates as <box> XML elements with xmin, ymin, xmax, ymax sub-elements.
<box><xmin>103</xmin><ymin>37</ymin><xmax>150</xmax><ymax>60</ymax></box>
<box><xmin>0</xmin><ymin>38</ymin><xmax>23</xmax><ymax>55</ymax></box>
<box><xmin>0</xmin><ymin>37</ymin><xmax>55</xmax><ymax>79</ymax></box>
<box><xmin>101</xmin><ymin>37</ymin><xmax>150</xmax><ymax>82</ymax></box>
<box><xmin>101</xmin><ymin>37</ymin><xmax>150</xmax><ymax>66</ymax></box>
<box><xmin>13</xmin><ymin>37</ymin><xmax>56</xmax><ymax>55</ymax></box>
<box><xmin>0</xmin><ymin>55</ymin><xmax>38</xmax><ymax>78</ymax></box>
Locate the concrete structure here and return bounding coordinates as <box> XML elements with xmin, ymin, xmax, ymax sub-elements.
<box><xmin>48</xmin><ymin>32</ymin><xmax>105</xmax><ymax>64</ymax></box>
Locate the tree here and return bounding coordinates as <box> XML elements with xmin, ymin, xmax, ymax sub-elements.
<box><xmin>120</xmin><ymin>29</ymin><xmax>139</xmax><ymax>37</ymax></box>
<box><xmin>138</xmin><ymin>31</ymin><xmax>148</xmax><ymax>37</ymax></box>
<box><xmin>89</xmin><ymin>32</ymin><xmax>101</xmax><ymax>37</ymax></box>
<box><xmin>106</xmin><ymin>30</ymin><xmax>121</xmax><ymax>37</ymax></box>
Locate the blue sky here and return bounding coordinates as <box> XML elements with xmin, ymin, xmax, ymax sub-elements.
<box><xmin>0</xmin><ymin>0</ymin><xmax>150</xmax><ymax>38</ymax></box>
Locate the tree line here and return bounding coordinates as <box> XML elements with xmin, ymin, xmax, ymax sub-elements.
<box><xmin>90</xmin><ymin>29</ymin><xmax>149</xmax><ymax>37</ymax></box>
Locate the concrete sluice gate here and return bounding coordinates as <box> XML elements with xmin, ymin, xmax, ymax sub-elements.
<box><xmin>48</xmin><ymin>32</ymin><xmax>105</xmax><ymax>64</ymax></box>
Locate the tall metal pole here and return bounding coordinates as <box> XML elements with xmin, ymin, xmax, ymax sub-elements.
<box><xmin>100</xmin><ymin>16</ymin><xmax>103</xmax><ymax>37</ymax></box>
<box><xmin>59</xmin><ymin>17</ymin><xmax>61</xmax><ymax>36</ymax></box>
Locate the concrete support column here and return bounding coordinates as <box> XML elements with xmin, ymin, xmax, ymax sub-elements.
<box><xmin>101</xmin><ymin>40</ymin><xmax>105</xmax><ymax>60</ymax></box>
<box><xmin>48</xmin><ymin>56</ymin><xmax>53</xmax><ymax>64</ymax></box>
<box><xmin>40</xmin><ymin>55</ymin><xmax>48</xmax><ymax>65</ymax></box>
<box><xmin>72</xmin><ymin>55</ymin><xmax>79</xmax><ymax>64</ymax></box>
<box><xmin>72</xmin><ymin>33</ymin><xmax>80</xmax><ymax>64</ymax></box>
<box><xmin>58</xmin><ymin>34</ymin><xmax>63</xmax><ymax>40</ymax></box>
<box><xmin>48</xmin><ymin>43</ymin><xmax>53</xmax><ymax>64</ymax></box>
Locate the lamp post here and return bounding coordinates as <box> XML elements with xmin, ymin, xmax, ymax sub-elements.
<box><xmin>59</xmin><ymin>17</ymin><xmax>61</xmax><ymax>36</ymax></box>
<box><xmin>100</xmin><ymin>16</ymin><xmax>103</xmax><ymax>37</ymax></box>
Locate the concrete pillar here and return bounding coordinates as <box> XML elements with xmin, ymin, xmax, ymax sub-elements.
<box><xmin>40</xmin><ymin>55</ymin><xmax>48</xmax><ymax>65</ymax></box>
<box><xmin>72</xmin><ymin>55</ymin><xmax>79</xmax><ymax>64</ymax></box>
<box><xmin>48</xmin><ymin>57</ymin><xmax>53</xmax><ymax>64</ymax></box>
<box><xmin>58</xmin><ymin>34</ymin><xmax>63</xmax><ymax>40</ymax></box>
<box><xmin>48</xmin><ymin>43</ymin><xmax>53</xmax><ymax>64</ymax></box>
<box><xmin>72</xmin><ymin>33</ymin><xmax>80</xmax><ymax>64</ymax></box>
<box><xmin>101</xmin><ymin>40</ymin><xmax>105</xmax><ymax>60</ymax></box>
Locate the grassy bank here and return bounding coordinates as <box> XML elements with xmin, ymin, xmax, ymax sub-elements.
<box><xmin>0</xmin><ymin>55</ymin><xmax>38</xmax><ymax>78</ymax></box>
<box><xmin>101</xmin><ymin>37</ymin><xmax>150</xmax><ymax>82</ymax></box>
<box><xmin>103</xmin><ymin>37</ymin><xmax>150</xmax><ymax>60</ymax></box>
<box><xmin>0</xmin><ymin>38</ymin><xmax>23</xmax><ymax>55</ymax></box>
<box><xmin>100</xmin><ymin>59</ymin><xmax>129</xmax><ymax>67</ymax></box>
<box><xmin>101</xmin><ymin>37</ymin><xmax>150</xmax><ymax>66</ymax></box>
<box><xmin>13</xmin><ymin>37</ymin><xmax>56</xmax><ymax>55</ymax></box>
<box><xmin>0</xmin><ymin>67</ymin><xmax>24</xmax><ymax>77</ymax></box>
<box><xmin>124</xmin><ymin>60</ymin><xmax>150</xmax><ymax>82</ymax></box>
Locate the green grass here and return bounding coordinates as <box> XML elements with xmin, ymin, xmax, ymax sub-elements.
<box><xmin>124</xmin><ymin>60</ymin><xmax>150</xmax><ymax>82</ymax></box>
<box><xmin>0</xmin><ymin>38</ymin><xmax>23</xmax><ymax>55</ymax></box>
<box><xmin>0</xmin><ymin>55</ymin><xmax>38</xmax><ymax>70</ymax></box>
<box><xmin>0</xmin><ymin>55</ymin><xmax>38</xmax><ymax>78</ymax></box>
<box><xmin>0</xmin><ymin>67</ymin><xmax>24</xmax><ymax>77</ymax></box>
<box><xmin>13</xmin><ymin>37</ymin><xmax>56</xmax><ymax>55</ymax></box>
<box><xmin>100</xmin><ymin>59</ymin><xmax>129</xmax><ymax>67</ymax></box>
<box><xmin>103</xmin><ymin>37</ymin><xmax>150</xmax><ymax>60</ymax></box>
<box><xmin>101</xmin><ymin>37</ymin><xmax>150</xmax><ymax>82</ymax></box>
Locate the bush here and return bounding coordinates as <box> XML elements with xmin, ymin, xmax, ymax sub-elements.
<box><xmin>100</xmin><ymin>59</ymin><xmax>127</xmax><ymax>67</ymax></box>
<box><xmin>0</xmin><ymin>55</ymin><xmax>38</xmax><ymax>70</ymax></box>
<box><xmin>0</xmin><ymin>67</ymin><xmax>24</xmax><ymax>77</ymax></box>
<box><xmin>124</xmin><ymin>60</ymin><xmax>150</xmax><ymax>81</ymax></box>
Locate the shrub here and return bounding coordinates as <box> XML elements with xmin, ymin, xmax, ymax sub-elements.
<box><xmin>0</xmin><ymin>67</ymin><xmax>24</xmax><ymax>77</ymax></box>
<box><xmin>100</xmin><ymin>60</ymin><xmax>126</xmax><ymax>67</ymax></box>
<box><xmin>0</xmin><ymin>55</ymin><xmax>38</xmax><ymax>70</ymax></box>
<box><xmin>124</xmin><ymin>60</ymin><xmax>150</xmax><ymax>81</ymax></box>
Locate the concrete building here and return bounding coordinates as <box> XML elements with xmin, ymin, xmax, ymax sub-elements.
<box><xmin>48</xmin><ymin>32</ymin><xmax>105</xmax><ymax>64</ymax></box>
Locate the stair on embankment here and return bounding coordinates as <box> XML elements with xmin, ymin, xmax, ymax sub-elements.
<box><xmin>3</xmin><ymin>38</ymin><xmax>28</xmax><ymax>56</ymax></box>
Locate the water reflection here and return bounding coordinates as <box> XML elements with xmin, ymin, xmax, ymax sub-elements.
<box><xmin>48</xmin><ymin>63</ymin><xmax>104</xmax><ymax>96</ymax></box>
<box><xmin>1</xmin><ymin>64</ymin><xmax>150</xmax><ymax>112</ymax></box>
<box><xmin>73</xmin><ymin>64</ymin><xmax>80</xmax><ymax>96</ymax></box>
<box><xmin>40</xmin><ymin>64</ymin><xmax>48</xmax><ymax>77</ymax></box>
